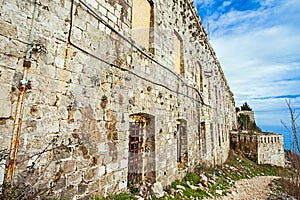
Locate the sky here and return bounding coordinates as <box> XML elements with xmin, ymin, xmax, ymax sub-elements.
<box><xmin>194</xmin><ymin>0</ymin><xmax>300</xmax><ymax>146</ymax></box>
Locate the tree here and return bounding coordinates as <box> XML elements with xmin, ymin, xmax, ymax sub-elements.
<box><xmin>240</xmin><ymin>102</ymin><xmax>252</xmax><ymax>111</ymax></box>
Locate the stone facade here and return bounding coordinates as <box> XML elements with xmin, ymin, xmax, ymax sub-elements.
<box><xmin>0</xmin><ymin>0</ymin><xmax>237</xmax><ymax>198</ymax></box>
<box><xmin>257</xmin><ymin>133</ymin><xmax>285</xmax><ymax>167</ymax></box>
<box><xmin>230</xmin><ymin>131</ymin><xmax>258</xmax><ymax>161</ymax></box>
<box><xmin>237</xmin><ymin>110</ymin><xmax>255</xmax><ymax>124</ymax></box>
<box><xmin>231</xmin><ymin>131</ymin><xmax>285</xmax><ymax>167</ymax></box>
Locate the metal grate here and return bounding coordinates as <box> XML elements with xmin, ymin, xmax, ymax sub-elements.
<box><xmin>128</xmin><ymin>122</ymin><xmax>144</xmax><ymax>184</ymax></box>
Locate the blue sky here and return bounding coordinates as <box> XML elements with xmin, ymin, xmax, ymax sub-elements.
<box><xmin>194</xmin><ymin>0</ymin><xmax>300</xmax><ymax>138</ymax></box>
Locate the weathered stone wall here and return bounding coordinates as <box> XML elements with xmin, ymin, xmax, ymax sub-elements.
<box><xmin>0</xmin><ymin>0</ymin><xmax>236</xmax><ymax>198</ymax></box>
<box><xmin>257</xmin><ymin>134</ymin><xmax>285</xmax><ymax>167</ymax></box>
<box><xmin>230</xmin><ymin>131</ymin><xmax>285</xmax><ymax>167</ymax></box>
<box><xmin>237</xmin><ymin>110</ymin><xmax>255</xmax><ymax>123</ymax></box>
<box><xmin>230</xmin><ymin>131</ymin><xmax>258</xmax><ymax>161</ymax></box>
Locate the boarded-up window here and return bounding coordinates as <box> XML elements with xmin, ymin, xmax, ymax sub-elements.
<box><xmin>174</xmin><ymin>31</ymin><xmax>184</xmax><ymax>76</ymax></box>
<box><xmin>132</xmin><ymin>0</ymin><xmax>152</xmax><ymax>49</ymax></box>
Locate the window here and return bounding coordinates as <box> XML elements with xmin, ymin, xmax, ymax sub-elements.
<box><xmin>131</xmin><ymin>0</ymin><xmax>153</xmax><ymax>50</ymax></box>
<box><xmin>174</xmin><ymin>31</ymin><xmax>184</xmax><ymax>76</ymax></box>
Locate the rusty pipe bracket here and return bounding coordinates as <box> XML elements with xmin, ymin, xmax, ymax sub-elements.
<box><xmin>23</xmin><ymin>60</ymin><xmax>32</xmax><ymax>68</ymax></box>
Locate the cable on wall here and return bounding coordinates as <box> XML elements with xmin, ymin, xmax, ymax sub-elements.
<box><xmin>68</xmin><ymin>0</ymin><xmax>208</xmax><ymax>106</ymax></box>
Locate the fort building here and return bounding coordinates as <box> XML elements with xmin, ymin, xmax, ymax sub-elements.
<box><xmin>0</xmin><ymin>0</ymin><xmax>282</xmax><ymax>198</ymax></box>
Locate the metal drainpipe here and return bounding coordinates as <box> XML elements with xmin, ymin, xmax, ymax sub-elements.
<box><xmin>5</xmin><ymin>0</ymin><xmax>40</xmax><ymax>183</ymax></box>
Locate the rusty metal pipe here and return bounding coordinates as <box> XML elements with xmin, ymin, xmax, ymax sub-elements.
<box><xmin>5</xmin><ymin>85</ymin><xmax>26</xmax><ymax>183</ymax></box>
<box><xmin>5</xmin><ymin>0</ymin><xmax>40</xmax><ymax>183</ymax></box>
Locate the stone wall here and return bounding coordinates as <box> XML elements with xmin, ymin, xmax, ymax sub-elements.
<box><xmin>230</xmin><ymin>131</ymin><xmax>258</xmax><ymax>161</ymax></box>
<box><xmin>0</xmin><ymin>0</ymin><xmax>236</xmax><ymax>198</ymax></box>
<box><xmin>230</xmin><ymin>131</ymin><xmax>285</xmax><ymax>167</ymax></box>
<box><xmin>237</xmin><ymin>110</ymin><xmax>255</xmax><ymax>123</ymax></box>
<box><xmin>257</xmin><ymin>134</ymin><xmax>285</xmax><ymax>167</ymax></box>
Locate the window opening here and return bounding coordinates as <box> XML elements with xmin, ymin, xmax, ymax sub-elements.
<box><xmin>131</xmin><ymin>0</ymin><xmax>154</xmax><ymax>51</ymax></box>
<box><xmin>177</xmin><ymin>119</ymin><xmax>187</xmax><ymax>168</ymax></box>
<box><xmin>174</xmin><ymin>31</ymin><xmax>184</xmax><ymax>76</ymax></box>
<box><xmin>128</xmin><ymin>121</ymin><xmax>144</xmax><ymax>184</ymax></box>
<box><xmin>128</xmin><ymin>113</ymin><xmax>155</xmax><ymax>185</ymax></box>
<box><xmin>200</xmin><ymin>122</ymin><xmax>206</xmax><ymax>156</ymax></box>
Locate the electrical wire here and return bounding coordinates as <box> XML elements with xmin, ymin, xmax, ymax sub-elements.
<box><xmin>68</xmin><ymin>0</ymin><xmax>208</xmax><ymax>105</ymax></box>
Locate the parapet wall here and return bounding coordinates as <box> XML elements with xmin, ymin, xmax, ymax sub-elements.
<box><xmin>230</xmin><ymin>131</ymin><xmax>258</xmax><ymax>161</ymax></box>
<box><xmin>257</xmin><ymin>134</ymin><xmax>285</xmax><ymax>167</ymax></box>
<box><xmin>230</xmin><ymin>131</ymin><xmax>285</xmax><ymax>167</ymax></box>
<box><xmin>0</xmin><ymin>0</ymin><xmax>236</xmax><ymax>198</ymax></box>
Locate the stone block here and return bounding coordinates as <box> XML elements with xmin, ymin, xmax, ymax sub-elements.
<box><xmin>119</xmin><ymin>180</ymin><xmax>127</xmax><ymax>190</ymax></box>
<box><xmin>84</xmin><ymin>167</ymin><xmax>99</xmax><ymax>181</ymax></box>
<box><xmin>0</xmin><ymin>83</ymin><xmax>11</xmax><ymax>118</ymax></box>
<box><xmin>54</xmin><ymin>55</ymin><xmax>66</xmax><ymax>69</ymax></box>
<box><xmin>151</xmin><ymin>182</ymin><xmax>165</xmax><ymax>198</ymax></box>
<box><xmin>66</xmin><ymin>171</ymin><xmax>82</xmax><ymax>186</ymax></box>
<box><xmin>106</xmin><ymin>163</ymin><xmax>118</xmax><ymax>174</ymax></box>
<box><xmin>98</xmin><ymin>4</ymin><xmax>107</xmax><ymax>16</ymax></box>
<box><xmin>119</xmin><ymin>159</ymin><xmax>127</xmax><ymax>169</ymax></box>
<box><xmin>73</xmin><ymin>26</ymin><xmax>82</xmax><ymax>41</ymax></box>
<box><xmin>0</xmin><ymin>66</ymin><xmax>14</xmax><ymax>86</ymax></box>
<box><xmin>107</xmin><ymin>11</ymin><xmax>117</xmax><ymax>24</ymax></box>
<box><xmin>36</xmin><ymin>117</ymin><xmax>60</xmax><ymax>134</ymax></box>
<box><xmin>1</xmin><ymin>36</ymin><xmax>26</xmax><ymax>57</ymax></box>
<box><xmin>36</xmin><ymin>59</ymin><xmax>55</xmax><ymax>77</ymax></box>
<box><xmin>98</xmin><ymin>143</ymin><xmax>106</xmax><ymax>153</ymax></box>
<box><xmin>88</xmin><ymin>181</ymin><xmax>100</xmax><ymax>193</ymax></box>
<box><xmin>87</xmin><ymin>0</ymin><xmax>98</xmax><ymax>9</ymax></box>
<box><xmin>62</xmin><ymin>160</ymin><xmax>76</xmax><ymax>174</ymax></box>
<box><xmin>0</xmin><ymin>19</ymin><xmax>17</xmax><ymax>37</ymax></box>
<box><xmin>0</xmin><ymin>53</ymin><xmax>18</xmax><ymax>69</ymax></box>
<box><xmin>98</xmin><ymin>165</ymin><xmax>106</xmax><ymax>177</ymax></box>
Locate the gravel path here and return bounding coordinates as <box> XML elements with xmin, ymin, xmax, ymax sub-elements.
<box><xmin>211</xmin><ymin>176</ymin><xmax>279</xmax><ymax>200</ymax></box>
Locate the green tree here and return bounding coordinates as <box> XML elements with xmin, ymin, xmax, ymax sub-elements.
<box><xmin>240</xmin><ymin>102</ymin><xmax>252</xmax><ymax>111</ymax></box>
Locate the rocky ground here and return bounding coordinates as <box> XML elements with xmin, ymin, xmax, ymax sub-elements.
<box><xmin>99</xmin><ymin>155</ymin><xmax>296</xmax><ymax>200</ymax></box>
<box><xmin>205</xmin><ymin>176</ymin><xmax>297</xmax><ymax>200</ymax></box>
<box><xmin>213</xmin><ymin>176</ymin><xmax>278</xmax><ymax>200</ymax></box>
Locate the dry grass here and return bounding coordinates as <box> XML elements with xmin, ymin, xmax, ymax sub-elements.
<box><xmin>280</xmin><ymin>152</ymin><xmax>300</xmax><ymax>199</ymax></box>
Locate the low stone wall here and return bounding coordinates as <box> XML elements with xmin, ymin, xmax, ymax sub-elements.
<box><xmin>230</xmin><ymin>131</ymin><xmax>285</xmax><ymax>167</ymax></box>
<box><xmin>230</xmin><ymin>131</ymin><xmax>258</xmax><ymax>161</ymax></box>
<box><xmin>257</xmin><ymin>134</ymin><xmax>285</xmax><ymax>167</ymax></box>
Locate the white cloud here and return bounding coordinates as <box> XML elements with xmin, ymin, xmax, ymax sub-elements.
<box><xmin>203</xmin><ymin>0</ymin><xmax>300</xmax><ymax>127</ymax></box>
<box><xmin>222</xmin><ymin>1</ymin><xmax>231</xmax><ymax>7</ymax></box>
